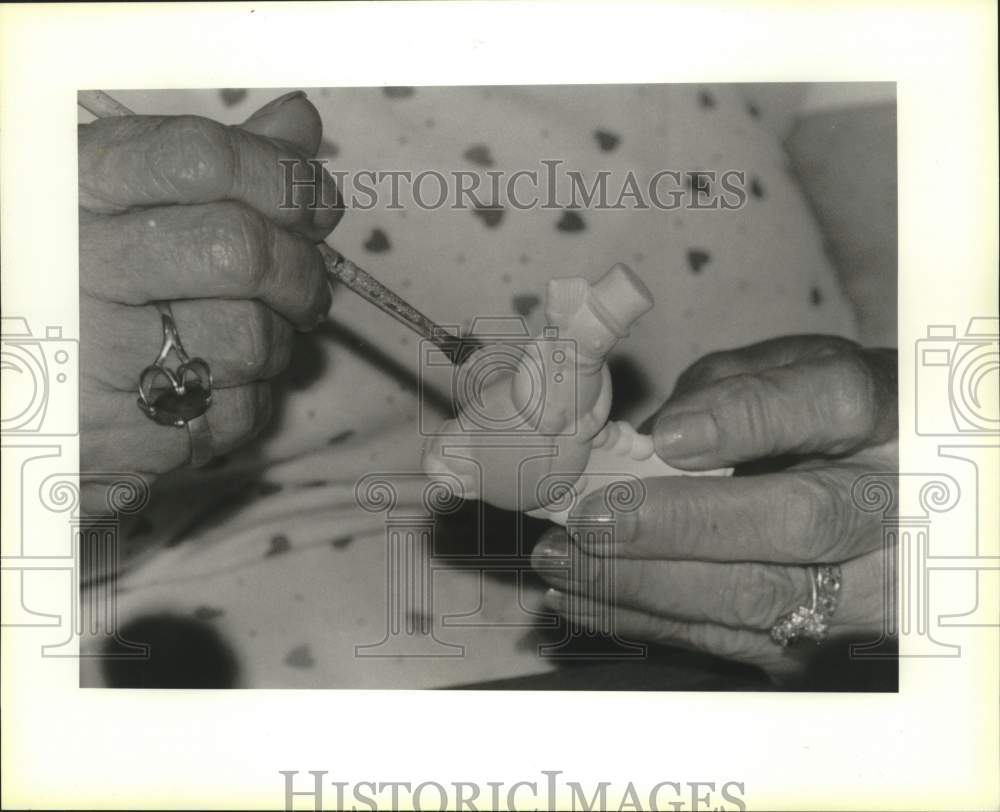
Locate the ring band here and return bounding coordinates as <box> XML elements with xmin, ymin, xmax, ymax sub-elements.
<box><xmin>136</xmin><ymin>302</ymin><xmax>215</xmax><ymax>466</ymax></box>
<box><xmin>770</xmin><ymin>564</ymin><xmax>842</xmax><ymax>646</ymax></box>
<box><xmin>185</xmin><ymin>414</ymin><xmax>214</xmax><ymax>467</ymax></box>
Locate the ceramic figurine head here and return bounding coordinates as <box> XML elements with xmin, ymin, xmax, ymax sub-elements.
<box><xmin>545</xmin><ymin>263</ymin><xmax>654</xmax><ymax>362</ymax></box>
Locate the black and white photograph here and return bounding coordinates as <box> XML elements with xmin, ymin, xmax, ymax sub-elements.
<box><xmin>2</xmin><ymin>3</ymin><xmax>996</xmax><ymax>811</ymax></box>
<box><xmin>76</xmin><ymin>82</ymin><xmax>900</xmax><ymax>692</ymax></box>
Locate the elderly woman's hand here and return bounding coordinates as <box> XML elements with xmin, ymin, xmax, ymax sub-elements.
<box><xmin>79</xmin><ymin>92</ymin><xmax>340</xmax><ymax>510</ymax></box>
<box><xmin>532</xmin><ymin>335</ymin><xmax>898</xmax><ymax>680</ymax></box>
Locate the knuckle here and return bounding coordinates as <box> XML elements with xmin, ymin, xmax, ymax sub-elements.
<box><xmin>824</xmin><ymin>354</ymin><xmax>879</xmax><ymax>444</ymax></box>
<box><xmin>781</xmin><ymin>474</ymin><xmax>846</xmax><ymax>562</ymax></box>
<box><xmin>155</xmin><ymin>116</ymin><xmax>235</xmax><ymax>197</ymax></box>
<box><xmin>255</xmin><ymin>383</ymin><xmax>274</xmax><ymax>431</ymax></box>
<box><xmin>582</xmin><ymin>556</ymin><xmax>609</xmax><ymax>595</ymax></box>
<box><xmin>205</xmin><ymin>202</ymin><xmax>270</xmax><ymax>292</ymax></box>
<box><xmin>612</xmin><ymin>560</ymin><xmax>646</xmax><ymax>604</ymax></box>
<box><xmin>687</xmin><ymin>622</ymin><xmax>731</xmax><ymax>653</ymax></box>
<box><xmin>808</xmin><ymin>336</ymin><xmax>861</xmax><ymax>359</ymax></box>
<box><xmin>308</xmin><ymin>248</ymin><xmax>333</xmax><ymax>316</ymax></box>
<box><xmin>688</xmin><ymin>622</ymin><xmax>758</xmax><ymax>661</ymax></box>
<box><xmin>284</xmin><ymin>241</ymin><xmax>330</xmax><ymax>327</ymax></box>
<box><xmin>639</xmin><ymin>488</ymin><xmax>699</xmax><ymax>556</ymax></box>
<box><xmin>717</xmin><ymin>373</ymin><xmax>777</xmax><ymax>454</ymax></box>
<box><xmin>780</xmin><ymin>478</ymin><xmax>828</xmax><ymax>560</ymax></box>
<box><xmin>675</xmin><ymin>350</ymin><xmax>734</xmax><ymax>392</ymax></box>
<box><xmin>270</xmin><ymin>321</ymin><xmax>294</xmax><ymax>374</ymax></box>
<box><xmin>229</xmin><ymin>385</ymin><xmax>261</xmax><ymax>440</ymax></box>
<box><xmin>729</xmin><ymin>564</ymin><xmax>795</xmax><ymax>628</ymax></box>
<box><xmin>239</xmin><ymin>301</ymin><xmax>277</xmax><ymax>379</ymax></box>
<box><xmin>694</xmin><ymin>350</ymin><xmax>736</xmax><ymax>380</ymax></box>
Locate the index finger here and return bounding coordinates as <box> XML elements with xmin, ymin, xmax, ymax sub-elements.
<box><xmin>571</xmin><ymin>465</ymin><xmax>888</xmax><ymax>564</ymax></box>
<box><xmin>80</xmin><ymin>201</ymin><xmax>331</xmax><ymax>329</ymax></box>
<box><xmin>666</xmin><ymin>335</ymin><xmax>863</xmax><ymax>400</ymax></box>
<box><xmin>652</xmin><ymin>346</ymin><xmax>897</xmax><ymax>469</ymax></box>
<box><xmin>78</xmin><ymin>111</ymin><xmax>341</xmax><ymax>241</ymax></box>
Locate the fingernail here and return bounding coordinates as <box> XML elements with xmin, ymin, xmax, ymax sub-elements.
<box><xmin>576</xmin><ymin>489</ymin><xmax>612</xmax><ymax>519</ymax></box>
<box><xmin>572</xmin><ymin>491</ymin><xmax>638</xmax><ymax>544</ymax></box>
<box><xmin>245</xmin><ymin>90</ymin><xmax>307</xmax><ymax>121</ymax></box>
<box><xmin>310</xmin><ymin>181</ymin><xmax>344</xmax><ymax>234</ymax></box>
<box><xmin>532</xmin><ymin>532</ymin><xmax>570</xmax><ymax>591</ymax></box>
<box><xmin>533</xmin><ymin>530</ymin><xmax>569</xmax><ymax>561</ymax></box>
<box><xmin>654</xmin><ymin>411</ymin><xmax>719</xmax><ymax>460</ymax></box>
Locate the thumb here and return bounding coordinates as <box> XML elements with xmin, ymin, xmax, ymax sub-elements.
<box><xmin>238</xmin><ymin>90</ymin><xmax>323</xmax><ymax>156</ymax></box>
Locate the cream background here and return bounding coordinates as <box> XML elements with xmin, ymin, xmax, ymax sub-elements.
<box><xmin>1</xmin><ymin>2</ymin><xmax>997</xmax><ymax>810</ymax></box>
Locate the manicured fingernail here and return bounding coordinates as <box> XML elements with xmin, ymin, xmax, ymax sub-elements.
<box><xmin>533</xmin><ymin>531</ymin><xmax>569</xmax><ymax>561</ymax></box>
<box><xmin>572</xmin><ymin>491</ymin><xmax>638</xmax><ymax>544</ymax></box>
<box><xmin>310</xmin><ymin>183</ymin><xmax>344</xmax><ymax>234</ymax></box>
<box><xmin>532</xmin><ymin>533</ymin><xmax>570</xmax><ymax>590</ymax></box>
<box><xmin>576</xmin><ymin>490</ymin><xmax>614</xmax><ymax>519</ymax></box>
<box><xmin>654</xmin><ymin>411</ymin><xmax>719</xmax><ymax>460</ymax></box>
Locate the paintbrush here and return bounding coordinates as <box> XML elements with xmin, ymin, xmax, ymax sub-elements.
<box><xmin>78</xmin><ymin>89</ymin><xmax>477</xmax><ymax>365</ymax></box>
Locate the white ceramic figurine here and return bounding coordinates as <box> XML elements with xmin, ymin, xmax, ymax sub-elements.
<box><xmin>422</xmin><ymin>263</ymin><xmax>727</xmax><ymax>523</ymax></box>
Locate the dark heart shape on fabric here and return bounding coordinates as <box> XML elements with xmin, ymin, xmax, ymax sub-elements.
<box><xmin>512</xmin><ymin>293</ymin><xmax>541</xmax><ymax>317</ymax></box>
<box><xmin>594</xmin><ymin>129</ymin><xmax>621</xmax><ymax>152</ymax></box>
<box><xmin>219</xmin><ymin>88</ymin><xmax>248</xmax><ymax>107</ymax></box>
<box><xmin>363</xmin><ymin>228</ymin><xmax>391</xmax><ymax>252</ymax></box>
<box><xmin>284</xmin><ymin>644</ymin><xmax>315</xmax><ymax>669</ymax></box>
<box><xmin>463</xmin><ymin>144</ymin><xmax>495</xmax><ymax>167</ymax></box>
<box><xmin>556</xmin><ymin>210</ymin><xmax>586</xmax><ymax>233</ymax></box>
<box><xmin>472</xmin><ymin>205</ymin><xmax>505</xmax><ymax>228</ymax></box>
<box><xmin>687</xmin><ymin>249</ymin><xmax>712</xmax><ymax>273</ymax></box>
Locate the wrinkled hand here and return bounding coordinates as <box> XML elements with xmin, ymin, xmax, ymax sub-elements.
<box><xmin>79</xmin><ymin>92</ymin><xmax>341</xmax><ymax>511</ymax></box>
<box><xmin>532</xmin><ymin>336</ymin><xmax>898</xmax><ymax>679</ymax></box>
